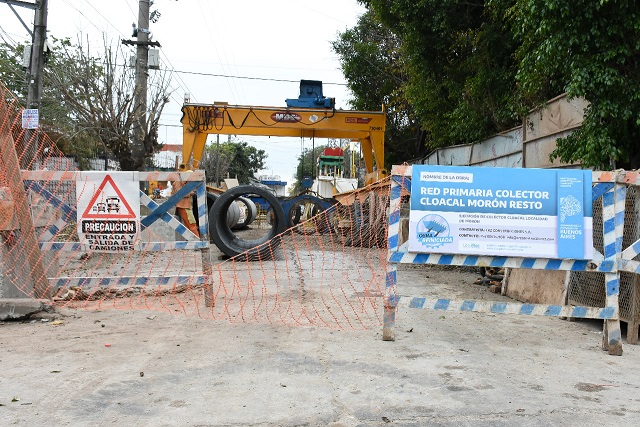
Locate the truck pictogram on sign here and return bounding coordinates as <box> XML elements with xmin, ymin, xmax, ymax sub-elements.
<box><xmin>76</xmin><ymin>173</ymin><xmax>140</xmax><ymax>252</ymax></box>
<box><xmin>82</xmin><ymin>175</ymin><xmax>136</xmax><ymax>219</ymax></box>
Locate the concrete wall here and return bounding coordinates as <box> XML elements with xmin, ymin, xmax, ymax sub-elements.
<box><xmin>1</xmin><ymin>189</ymin><xmax>59</xmax><ymax>299</ymax></box>
<box><xmin>421</xmin><ymin>94</ymin><xmax>587</xmax><ymax>170</ymax></box>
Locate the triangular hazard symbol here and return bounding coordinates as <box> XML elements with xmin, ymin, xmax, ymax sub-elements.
<box><xmin>81</xmin><ymin>175</ymin><xmax>137</xmax><ymax>219</ymax></box>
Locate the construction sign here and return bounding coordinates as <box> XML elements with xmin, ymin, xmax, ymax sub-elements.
<box><xmin>409</xmin><ymin>165</ymin><xmax>593</xmax><ymax>260</ymax></box>
<box><xmin>76</xmin><ymin>172</ymin><xmax>140</xmax><ymax>252</ymax></box>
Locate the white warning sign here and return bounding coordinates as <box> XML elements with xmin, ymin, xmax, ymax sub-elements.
<box><xmin>76</xmin><ymin>172</ymin><xmax>140</xmax><ymax>252</ymax></box>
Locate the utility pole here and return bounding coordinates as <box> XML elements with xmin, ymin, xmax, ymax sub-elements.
<box><xmin>1</xmin><ymin>0</ymin><xmax>47</xmax><ymax>167</ymax></box>
<box><xmin>133</xmin><ymin>0</ymin><xmax>149</xmax><ymax>171</ymax></box>
<box><xmin>122</xmin><ymin>0</ymin><xmax>161</xmax><ymax>171</ymax></box>
<box><xmin>26</xmin><ymin>0</ymin><xmax>47</xmax><ymax>113</ymax></box>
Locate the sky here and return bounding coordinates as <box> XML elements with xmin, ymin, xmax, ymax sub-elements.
<box><xmin>0</xmin><ymin>0</ymin><xmax>367</xmax><ymax>183</ymax></box>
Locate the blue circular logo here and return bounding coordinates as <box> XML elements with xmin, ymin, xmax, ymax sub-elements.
<box><xmin>416</xmin><ymin>214</ymin><xmax>454</xmax><ymax>248</ymax></box>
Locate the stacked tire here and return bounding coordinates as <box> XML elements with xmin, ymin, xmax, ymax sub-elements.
<box><xmin>209</xmin><ymin>186</ymin><xmax>286</xmax><ymax>260</ymax></box>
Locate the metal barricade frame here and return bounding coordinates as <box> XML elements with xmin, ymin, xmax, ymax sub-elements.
<box><xmin>385</xmin><ymin>165</ymin><xmax>625</xmax><ymax>355</ymax></box>
<box><xmin>21</xmin><ymin>170</ymin><xmax>213</xmax><ymax>303</ymax></box>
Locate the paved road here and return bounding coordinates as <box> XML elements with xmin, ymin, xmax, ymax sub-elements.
<box><xmin>1</xmin><ymin>269</ymin><xmax>639</xmax><ymax>426</ymax></box>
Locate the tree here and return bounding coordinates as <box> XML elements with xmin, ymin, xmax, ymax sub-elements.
<box><xmin>362</xmin><ymin>0</ymin><xmax>522</xmax><ymax>151</ymax></box>
<box><xmin>343</xmin><ymin>1</ymin><xmax>640</xmax><ymax>170</ymax></box>
<box><xmin>289</xmin><ymin>141</ymin><xmax>364</xmax><ymax>195</ymax></box>
<box><xmin>200</xmin><ymin>139</ymin><xmax>267</xmax><ymax>185</ymax></box>
<box><xmin>1</xmin><ymin>37</ymin><xmax>97</xmax><ymax>168</ymax></box>
<box><xmin>226</xmin><ymin>141</ymin><xmax>267</xmax><ymax>184</ymax></box>
<box><xmin>332</xmin><ymin>10</ymin><xmax>425</xmax><ymax>169</ymax></box>
<box><xmin>0</xmin><ymin>36</ymin><xmax>171</xmax><ymax>170</ymax></box>
<box><xmin>0</xmin><ymin>40</ymin><xmax>28</xmax><ymax>97</ymax></box>
<box><xmin>291</xmin><ymin>145</ymin><xmax>326</xmax><ymax>195</ymax></box>
<box><xmin>200</xmin><ymin>140</ymin><xmax>231</xmax><ymax>185</ymax></box>
<box><xmin>45</xmin><ymin>38</ymin><xmax>171</xmax><ymax>171</ymax></box>
<box><xmin>513</xmin><ymin>0</ymin><xmax>640</xmax><ymax>169</ymax></box>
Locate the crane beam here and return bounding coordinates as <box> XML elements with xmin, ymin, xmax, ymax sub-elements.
<box><xmin>180</xmin><ymin>103</ymin><xmax>387</xmax><ymax>184</ymax></box>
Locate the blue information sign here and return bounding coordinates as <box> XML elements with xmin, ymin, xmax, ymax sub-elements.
<box><xmin>409</xmin><ymin>166</ymin><xmax>593</xmax><ymax>259</ymax></box>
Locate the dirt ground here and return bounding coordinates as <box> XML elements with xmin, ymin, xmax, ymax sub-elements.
<box><xmin>1</xmin><ymin>263</ymin><xmax>640</xmax><ymax>426</ymax></box>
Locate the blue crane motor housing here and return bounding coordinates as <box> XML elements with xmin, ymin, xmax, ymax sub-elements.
<box><xmin>285</xmin><ymin>80</ymin><xmax>336</xmax><ymax>109</ymax></box>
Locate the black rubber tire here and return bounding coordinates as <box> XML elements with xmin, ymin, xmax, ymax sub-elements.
<box><xmin>206</xmin><ymin>193</ymin><xmax>219</xmax><ymax>242</ymax></box>
<box><xmin>206</xmin><ymin>193</ymin><xmax>218</xmax><ymax>211</ymax></box>
<box><xmin>210</xmin><ymin>185</ymin><xmax>286</xmax><ymax>260</ymax></box>
<box><xmin>291</xmin><ymin>205</ymin><xmax>302</xmax><ymax>225</ymax></box>
<box><xmin>287</xmin><ymin>195</ymin><xmax>333</xmax><ymax>235</ymax></box>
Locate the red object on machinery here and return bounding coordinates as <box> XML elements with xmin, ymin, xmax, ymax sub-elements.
<box><xmin>323</xmin><ymin>147</ymin><xmax>344</xmax><ymax>157</ymax></box>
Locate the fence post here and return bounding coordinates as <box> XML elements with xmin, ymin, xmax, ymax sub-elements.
<box><xmin>383</xmin><ymin>264</ymin><xmax>397</xmax><ymax>341</ymax></box>
<box><xmin>601</xmin><ymin>176</ymin><xmax>625</xmax><ymax>355</ymax></box>
<box><xmin>0</xmin><ymin>102</ymin><xmax>50</xmax><ymax>299</ymax></box>
<box><xmin>383</xmin><ymin>171</ymin><xmax>405</xmax><ymax>341</ymax></box>
<box><xmin>194</xmin><ymin>172</ymin><xmax>214</xmax><ymax>307</ymax></box>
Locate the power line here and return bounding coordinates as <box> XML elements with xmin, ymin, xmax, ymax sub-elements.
<box><xmin>0</xmin><ymin>26</ymin><xmax>20</xmax><ymax>45</ymax></box>
<box><xmin>158</xmin><ymin>55</ymin><xmax>194</xmax><ymax>103</ymax></box>
<box><xmin>60</xmin><ymin>1</ymin><xmax>194</xmax><ymax>116</ymax></box>
<box><xmin>54</xmin><ymin>1</ymin><xmax>190</xmax><ymax>103</ymax></box>
<box><xmin>110</xmin><ymin>61</ymin><xmax>347</xmax><ymax>87</ymax></box>
<box><xmin>202</xmin><ymin>0</ymin><xmax>247</xmax><ymax>104</ymax></box>
<box><xmin>169</xmin><ymin>69</ymin><xmax>348</xmax><ymax>86</ymax></box>
<box><xmin>60</xmin><ymin>0</ymin><xmax>116</xmax><ymax>37</ymax></box>
<box><xmin>196</xmin><ymin>0</ymin><xmax>243</xmax><ymax>104</ymax></box>
<box><xmin>125</xmin><ymin>0</ymin><xmax>137</xmax><ymax>22</ymax></box>
<box><xmin>79</xmin><ymin>0</ymin><xmax>130</xmax><ymax>37</ymax></box>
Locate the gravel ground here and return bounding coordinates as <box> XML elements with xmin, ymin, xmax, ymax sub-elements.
<box><xmin>1</xmin><ymin>263</ymin><xmax>639</xmax><ymax>426</ymax></box>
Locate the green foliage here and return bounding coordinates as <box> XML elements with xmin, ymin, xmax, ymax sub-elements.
<box><xmin>332</xmin><ymin>10</ymin><xmax>425</xmax><ymax>168</ymax></box>
<box><xmin>331</xmin><ymin>11</ymin><xmax>400</xmax><ymax>112</ymax></box>
<box><xmin>0</xmin><ymin>37</ymin><xmax>171</xmax><ymax>171</ymax></box>
<box><xmin>201</xmin><ymin>140</ymin><xmax>267</xmax><ymax>185</ymax></box>
<box><xmin>290</xmin><ymin>145</ymin><xmax>326</xmax><ymax>195</ymax></box>
<box><xmin>226</xmin><ymin>141</ymin><xmax>267</xmax><ymax>184</ymax></box>
<box><xmin>364</xmin><ymin>0</ymin><xmax>522</xmax><ymax>150</ymax></box>
<box><xmin>0</xmin><ymin>41</ymin><xmax>28</xmax><ymax>99</ymax></box>
<box><xmin>338</xmin><ymin>1</ymin><xmax>640</xmax><ymax>169</ymax></box>
<box><xmin>0</xmin><ymin>38</ymin><xmax>97</xmax><ymax>167</ymax></box>
<box><xmin>513</xmin><ymin>0</ymin><xmax>640</xmax><ymax>168</ymax></box>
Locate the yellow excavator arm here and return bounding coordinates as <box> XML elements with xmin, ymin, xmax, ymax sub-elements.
<box><xmin>180</xmin><ymin>103</ymin><xmax>387</xmax><ymax>185</ymax></box>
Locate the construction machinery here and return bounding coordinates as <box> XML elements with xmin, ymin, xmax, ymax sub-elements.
<box><xmin>180</xmin><ymin>80</ymin><xmax>386</xmax><ymax>184</ymax></box>
<box><xmin>179</xmin><ymin>80</ymin><xmax>386</xmax><ymax>257</ymax></box>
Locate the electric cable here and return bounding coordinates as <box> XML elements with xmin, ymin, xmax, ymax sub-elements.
<box><xmin>201</xmin><ymin>0</ymin><xmax>247</xmax><ymax>104</ymax></box>
<box><xmin>195</xmin><ymin>0</ymin><xmax>244</xmax><ymax>104</ymax></box>
<box><xmin>170</xmin><ymin>69</ymin><xmax>347</xmax><ymax>86</ymax></box>
<box><xmin>60</xmin><ymin>0</ymin><xmax>194</xmax><ymax>109</ymax></box>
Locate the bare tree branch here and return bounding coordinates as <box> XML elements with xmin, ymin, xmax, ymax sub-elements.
<box><xmin>45</xmin><ymin>36</ymin><xmax>173</xmax><ymax>170</ymax></box>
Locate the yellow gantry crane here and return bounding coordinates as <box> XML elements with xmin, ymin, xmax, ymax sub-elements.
<box><xmin>174</xmin><ymin>81</ymin><xmax>387</xmax><ymax>258</ymax></box>
<box><xmin>180</xmin><ymin>83</ymin><xmax>387</xmax><ymax>186</ymax></box>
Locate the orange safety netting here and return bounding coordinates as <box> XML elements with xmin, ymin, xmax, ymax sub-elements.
<box><xmin>0</xmin><ymin>80</ymin><xmax>392</xmax><ymax>330</ymax></box>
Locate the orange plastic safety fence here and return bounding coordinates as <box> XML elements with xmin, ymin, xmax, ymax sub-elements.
<box><xmin>1</xmin><ymin>80</ymin><xmax>74</xmax><ymax>300</ymax></box>
<box><xmin>49</xmin><ymin>184</ymin><xmax>392</xmax><ymax>330</ymax></box>
<box><xmin>202</xmin><ymin>185</ymin><xmax>391</xmax><ymax>329</ymax></box>
<box><xmin>1</xmin><ymin>80</ymin><xmax>391</xmax><ymax>330</ymax></box>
